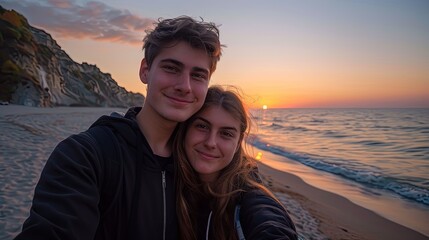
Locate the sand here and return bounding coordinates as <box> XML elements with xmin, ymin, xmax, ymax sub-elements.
<box><xmin>257</xmin><ymin>161</ymin><xmax>429</xmax><ymax>240</ymax></box>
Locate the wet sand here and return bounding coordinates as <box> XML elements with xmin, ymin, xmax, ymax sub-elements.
<box><xmin>257</xmin><ymin>160</ymin><xmax>429</xmax><ymax>240</ymax></box>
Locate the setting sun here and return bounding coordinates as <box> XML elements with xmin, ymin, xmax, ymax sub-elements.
<box><xmin>262</xmin><ymin>105</ymin><xmax>268</xmax><ymax>110</ymax></box>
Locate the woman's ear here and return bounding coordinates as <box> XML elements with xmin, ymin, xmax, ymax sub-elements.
<box><xmin>139</xmin><ymin>59</ymin><xmax>149</xmax><ymax>84</ymax></box>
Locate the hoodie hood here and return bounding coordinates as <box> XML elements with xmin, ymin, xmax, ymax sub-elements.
<box><xmin>89</xmin><ymin>107</ymin><xmax>152</xmax><ymax>153</ymax></box>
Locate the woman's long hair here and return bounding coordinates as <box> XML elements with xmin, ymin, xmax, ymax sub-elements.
<box><xmin>174</xmin><ymin>85</ymin><xmax>277</xmax><ymax>240</ymax></box>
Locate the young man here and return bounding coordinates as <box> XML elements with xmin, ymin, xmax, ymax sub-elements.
<box><xmin>14</xmin><ymin>16</ymin><xmax>223</xmax><ymax>240</ymax></box>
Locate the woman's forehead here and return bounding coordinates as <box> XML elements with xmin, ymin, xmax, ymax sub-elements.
<box><xmin>196</xmin><ymin>106</ymin><xmax>240</xmax><ymax>129</ymax></box>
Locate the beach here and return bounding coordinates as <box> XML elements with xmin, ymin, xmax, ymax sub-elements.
<box><xmin>1</xmin><ymin>105</ymin><xmax>428</xmax><ymax>240</ymax></box>
<box><xmin>257</xmin><ymin>158</ymin><xmax>429</xmax><ymax>240</ymax></box>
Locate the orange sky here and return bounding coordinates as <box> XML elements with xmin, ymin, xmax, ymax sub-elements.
<box><xmin>2</xmin><ymin>0</ymin><xmax>429</xmax><ymax>108</ymax></box>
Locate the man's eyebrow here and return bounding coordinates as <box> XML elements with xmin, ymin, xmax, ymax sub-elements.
<box><xmin>160</xmin><ymin>59</ymin><xmax>183</xmax><ymax>67</ymax></box>
<box><xmin>192</xmin><ymin>66</ymin><xmax>210</xmax><ymax>75</ymax></box>
<box><xmin>160</xmin><ymin>59</ymin><xmax>209</xmax><ymax>75</ymax></box>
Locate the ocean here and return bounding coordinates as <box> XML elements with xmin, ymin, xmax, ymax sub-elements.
<box><xmin>248</xmin><ymin>108</ymin><xmax>429</xmax><ymax>236</ymax></box>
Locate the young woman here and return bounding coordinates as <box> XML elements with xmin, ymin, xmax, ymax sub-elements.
<box><xmin>174</xmin><ymin>86</ymin><xmax>298</xmax><ymax>240</ymax></box>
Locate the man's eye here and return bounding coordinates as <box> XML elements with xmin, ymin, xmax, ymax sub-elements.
<box><xmin>192</xmin><ymin>73</ymin><xmax>208</xmax><ymax>81</ymax></box>
<box><xmin>163</xmin><ymin>65</ymin><xmax>179</xmax><ymax>73</ymax></box>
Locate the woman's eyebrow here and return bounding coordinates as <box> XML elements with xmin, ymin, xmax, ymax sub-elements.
<box><xmin>196</xmin><ymin>116</ymin><xmax>238</xmax><ymax>132</ymax></box>
<box><xmin>220</xmin><ymin>126</ymin><xmax>238</xmax><ymax>132</ymax></box>
<box><xmin>194</xmin><ymin>116</ymin><xmax>210</xmax><ymax>124</ymax></box>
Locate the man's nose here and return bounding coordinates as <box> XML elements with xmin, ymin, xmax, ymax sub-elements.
<box><xmin>174</xmin><ymin>73</ymin><xmax>191</xmax><ymax>93</ymax></box>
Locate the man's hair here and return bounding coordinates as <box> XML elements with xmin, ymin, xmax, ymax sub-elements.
<box><xmin>142</xmin><ymin>16</ymin><xmax>223</xmax><ymax>75</ymax></box>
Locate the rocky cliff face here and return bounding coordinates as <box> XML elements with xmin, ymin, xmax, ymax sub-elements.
<box><xmin>0</xmin><ymin>6</ymin><xmax>144</xmax><ymax>107</ymax></box>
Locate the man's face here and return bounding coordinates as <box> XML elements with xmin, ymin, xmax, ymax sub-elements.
<box><xmin>140</xmin><ymin>41</ymin><xmax>211</xmax><ymax>123</ymax></box>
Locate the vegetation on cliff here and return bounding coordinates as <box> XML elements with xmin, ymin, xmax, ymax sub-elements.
<box><xmin>0</xmin><ymin>5</ymin><xmax>144</xmax><ymax>107</ymax></box>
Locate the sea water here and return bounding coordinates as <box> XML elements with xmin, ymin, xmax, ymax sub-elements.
<box><xmin>249</xmin><ymin>108</ymin><xmax>429</xmax><ymax>236</ymax></box>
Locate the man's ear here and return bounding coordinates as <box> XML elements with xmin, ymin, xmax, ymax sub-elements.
<box><xmin>139</xmin><ymin>58</ymin><xmax>149</xmax><ymax>84</ymax></box>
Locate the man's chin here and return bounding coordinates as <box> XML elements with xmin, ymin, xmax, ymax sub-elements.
<box><xmin>162</xmin><ymin>111</ymin><xmax>193</xmax><ymax>123</ymax></box>
<box><xmin>175</xmin><ymin>108</ymin><xmax>202</xmax><ymax>121</ymax></box>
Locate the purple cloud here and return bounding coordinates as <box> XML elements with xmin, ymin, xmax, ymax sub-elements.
<box><xmin>1</xmin><ymin>0</ymin><xmax>154</xmax><ymax>45</ymax></box>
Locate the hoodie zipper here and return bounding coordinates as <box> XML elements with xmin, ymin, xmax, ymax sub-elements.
<box><xmin>206</xmin><ymin>211</ymin><xmax>213</xmax><ymax>240</ymax></box>
<box><xmin>162</xmin><ymin>171</ymin><xmax>167</xmax><ymax>240</ymax></box>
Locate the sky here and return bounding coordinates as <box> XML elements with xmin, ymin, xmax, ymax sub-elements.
<box><xmin>1</xmin><ymin>0</ymin><xmax>429</xmax><ymax>108</ymax></box>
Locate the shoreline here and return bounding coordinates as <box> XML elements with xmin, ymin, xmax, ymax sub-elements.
<box><xmin>257</xmin><ymin>159</ymin><xmax>429</xmax><ymax>240</ymax></box>
<box><xmin>0</xmin><ymin>104</ymin><xmax>128</xmax><ymax>116</ymax></box>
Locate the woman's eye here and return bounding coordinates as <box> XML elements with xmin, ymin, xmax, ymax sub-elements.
<box><xmin>221</xmin><ymin>131</ymin><xmax>234</xmax><ymax>138</ymax></box>
<box><xmin>195</xmin><ymin>123</ymin><xmax>209</xmax><ymax>130</ymax></box>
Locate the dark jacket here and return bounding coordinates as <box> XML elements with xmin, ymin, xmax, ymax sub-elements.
<box><xmin>238</xmin><ymin>190</ymin><xmax>297</xmax><ymax>240</ymax></box>
<box><xmin>199</xmin><ymin>190</ymin><xmax>298</xmax><ymax>240</ymax></box>
<box><xmin>14</xmin><ymin>107</ymin><xmax>177</xmax><ymax>240</ymax></box>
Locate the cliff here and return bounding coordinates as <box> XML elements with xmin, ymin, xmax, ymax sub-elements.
<box><xmin>0</xmin><ymin>6</ymin><xmax>144</xmax><ymax>107</ymax></box>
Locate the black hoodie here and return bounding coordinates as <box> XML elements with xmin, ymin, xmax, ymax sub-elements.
<box><xmin>14</xmin><ymin>107</ymin><xmax>178</xmax><ymax>240</ymax></box>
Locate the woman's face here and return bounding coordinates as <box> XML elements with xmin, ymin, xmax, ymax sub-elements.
<box><xmin>185</xmin><ymin>106</ymin><xmax>241</xmax><ymax>182</ymax></box>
